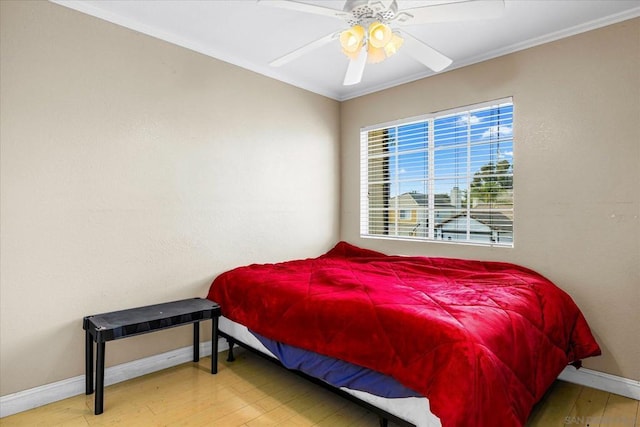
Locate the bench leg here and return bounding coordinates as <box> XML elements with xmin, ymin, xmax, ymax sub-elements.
<box><xmin>193</xmin><ymin>322</ymin><xmax>200</xmax><ymax>362</ymax></box>
<box><xmin>211</xmin><ymin>317</ymin><xmax>219</xmax><ymax>374</ymax></box>
<box><xmin>85</xmin><ymin>330</ymin><xmax>94</xmax><ymax>395</ymax></box>
<box><xmin>95</xmin><ymin>342</ymin><xmax>105</xmax><ymax>415</ymax></box>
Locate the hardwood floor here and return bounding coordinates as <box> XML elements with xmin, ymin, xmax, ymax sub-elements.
<box><xmin>2</xmin><ymin>349</ymin><xmax>638</xmax><ymax>426</ymax></box>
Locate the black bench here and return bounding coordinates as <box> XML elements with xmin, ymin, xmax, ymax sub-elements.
<box><xmin>83</xmin><ymin>297</ymin><xmax>221</xmax><ymax>415</ymax></box>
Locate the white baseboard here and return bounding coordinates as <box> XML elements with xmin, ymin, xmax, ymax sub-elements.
<box><xmin>0</xmin><ymin>339</ymin><xmax>228</xmax><ymax>418</ymax></box>
<box><xmin>1</xmin><ymin>345</ymin><xmax>637</xmax><ymax>418</ymax></box>
<box><xmin>558</xmin><ymin>366</ymin><xmax>640</xmax><ymax>401</ymax></box>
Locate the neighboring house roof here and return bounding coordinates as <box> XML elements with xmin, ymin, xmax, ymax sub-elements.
<box><xmin>436</xmin><ymin>211</ymin><xmax>513</xmax><ymax>231</ymax></box>
<box><xmin>407</xmin><ymin>192</ymin><xmax>427</xmax><ymax>206</ymax></box>
<box><xmin>472</xmin><ymin>204</ymin><xmax>514</xmax><ymax>221</ymax></box>
<box><xmin>392</xmin><ymin>192</ymin><xmax>453</xmax><ymax>208</ymax></box>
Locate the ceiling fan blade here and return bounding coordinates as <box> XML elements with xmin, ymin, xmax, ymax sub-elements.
<box><xmin>343</xmin><ymin>48</ymin><xmax>368</xmax><ymax>86</ymax></box>
<box><xmin>258</xmin><ymin>0</ymin><xmax>348</xmax><ymax>19</ymax></box>
<box><xmin>397</xmin><ymin>0</ymin><xmax>505</xmax><ymax>25</ymax></box>
<box><xmin>270</xmin><ymin>31</ymin><xmax>340</xmax><ymax>67</ymax></box>
<box><xmin>399</xmin><ymin>31</ymin><xmax>453</xmax><ymax>72</ymax></box>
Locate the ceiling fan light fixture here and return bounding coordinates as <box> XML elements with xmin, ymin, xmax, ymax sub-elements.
<box><xmin>366</xmin><ymin>45</ymin><xmax>386</xmax><ymax>64</ymax></box>
<box><xmin>339</xmin><ymin>25</ymin><xmax>365</xmax><ymax>59</ymax></box>
<box><xmin>367</xmin><ymin>22</ymin><xmax>392</xmax><ymax>49</ymax></box>
<box><xmin>384</xmin><ymin>33</ymin><xmax>404</xmax><ymax>57</ymax></box>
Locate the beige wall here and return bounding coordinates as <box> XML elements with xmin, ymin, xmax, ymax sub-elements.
<box><xmin>341</xmin><ymin>18</ymin><xmax>640</xmax><ymax>381</ymax></box>
<box><xmin>0</xmin><ymin>1</ymin><xmax>340</xmax><ymax>395</ymax></box>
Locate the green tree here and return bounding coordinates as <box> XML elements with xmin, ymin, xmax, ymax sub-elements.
<box><xmin>470</xmin><ymin>160</ymin><xmax>513</xmax><ymax>205</ymax></box>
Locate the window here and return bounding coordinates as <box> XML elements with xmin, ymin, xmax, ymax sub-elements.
<box><xmin>360</xmin><ymin>98</ymin><xmax>514</xmax><ymax>247</ymax></box>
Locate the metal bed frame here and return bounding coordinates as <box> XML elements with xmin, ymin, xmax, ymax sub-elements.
<box><xmin>219</xmin><ymin>330</ymin><xmax>416</xmax><ymax>427</ymax></box>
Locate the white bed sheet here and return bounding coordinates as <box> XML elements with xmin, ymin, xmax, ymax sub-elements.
<box><xmin>219</xmin><ymin>316</ymin><xmax>441</xmax><ymax>427</ymax></box>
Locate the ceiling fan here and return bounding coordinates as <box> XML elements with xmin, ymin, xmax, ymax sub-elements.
<box><xmin>260</xmin><ymin>0</ymin><xmax>505</xmax><ymax>85</ymax></box>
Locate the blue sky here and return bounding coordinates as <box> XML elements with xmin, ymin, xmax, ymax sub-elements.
<box><xmin>385</xmin><ymin>104</ymin><xmax>514</xmax><ymax>197</ymax></box>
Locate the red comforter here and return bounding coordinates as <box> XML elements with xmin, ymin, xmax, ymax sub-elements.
<box><xmin>207</xmin><ymin>242</ymin><xmax>600</xmax><ymax>427</ymax></box>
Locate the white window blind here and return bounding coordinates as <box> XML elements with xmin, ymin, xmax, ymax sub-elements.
<box><xmin>360</xmin><ymin>98</ymin><xmax>514</xmax><ymax>247</ymax></box>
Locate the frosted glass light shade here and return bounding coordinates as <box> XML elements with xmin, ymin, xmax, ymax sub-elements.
<box><xmin>368</xmin><ymin>22</ymin><xmax>392</xmax><ymax>49</ymax></box>
<box><xmin>340</xmin><ymin>25</ymin><xmax>365</xmax><ymax>59</ymax></box>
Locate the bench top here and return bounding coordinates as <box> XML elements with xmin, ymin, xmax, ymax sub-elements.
<box><xmin>84</xmin><ymin>298</ymin><xmax>221</xmax><ymax>342</ymax></box>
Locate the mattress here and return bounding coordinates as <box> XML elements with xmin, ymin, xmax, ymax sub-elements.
<box><xmin>219</xmin><ymin>316</ymin><xmax>442</xmax><ymax>427</ymax></box>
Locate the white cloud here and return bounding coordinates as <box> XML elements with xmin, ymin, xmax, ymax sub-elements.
<box><xmin>482</xmin><ymin>125</ymin><xmax>513</xmax><ymax>139</ymax></box>
<box><xmin>458</xmin><ymin>114</ymin><xmax>481</xmax><ymax>126</ymax></box>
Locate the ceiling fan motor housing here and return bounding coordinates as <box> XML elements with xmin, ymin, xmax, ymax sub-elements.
<box><xmin>344</xmin><ymin>0</ymin><xmax>399</xmax><ymax>27</ymax></box>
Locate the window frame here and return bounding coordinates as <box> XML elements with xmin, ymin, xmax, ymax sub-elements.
<box><xmin>360</xmin><ymin>98</ymin><xmax>514</xmax><ymax>248</ymax></box>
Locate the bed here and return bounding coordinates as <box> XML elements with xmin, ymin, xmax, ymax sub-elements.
<box><xmin>206</xmin><ymin>242</ymin><xmax>601</xmax><ymax>427</ymax></box>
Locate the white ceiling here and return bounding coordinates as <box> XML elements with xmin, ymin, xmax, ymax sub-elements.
<box><xmin>52</xmin><ymin>0</ymin><xmax>640</xmax><ymax>101</ymax></box>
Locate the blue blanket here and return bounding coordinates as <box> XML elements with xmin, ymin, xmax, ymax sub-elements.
<box><xmin>251</xmin><ymin>330</ymin><xmax>421</xmax><ymax>398</ymax></box>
